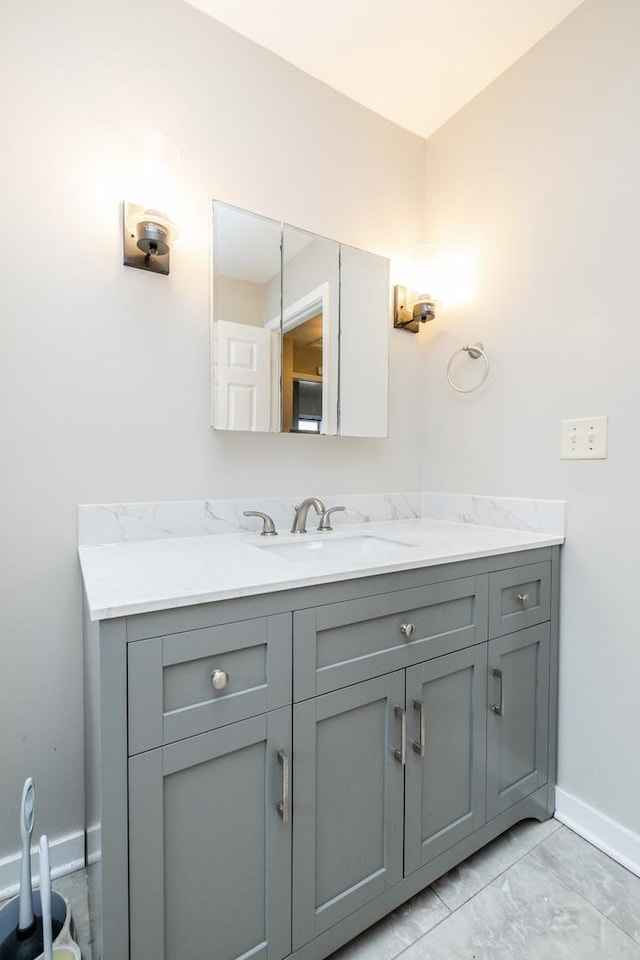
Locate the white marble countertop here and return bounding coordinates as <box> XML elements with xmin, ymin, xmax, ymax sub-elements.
<box><xmin>79</xmin><ymin>518</ymin><xmax>564</xmax><ymax>621</ymax></box>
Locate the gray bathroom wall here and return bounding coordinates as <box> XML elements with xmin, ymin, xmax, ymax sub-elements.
<box><xmin>0</xmin><ymin>0</ymin><xmax>425</xmax><ymax>871</ymax></box>
<box><xmin>420</xmin><ymin>0</ymin><xmax>640</xmax><ymax>849</ymax></box>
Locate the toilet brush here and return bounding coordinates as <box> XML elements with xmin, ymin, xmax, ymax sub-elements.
<box><xmin>0</xmin><ymin>780</ymin><xmax>62</xmax><ymax>960</ymax></box>
<box><xmin>0</xmin><ymin>778</ymin><xmax>43</xmax><ymax>960</ymax></box>
<box><xmin>39</xmin><ymin>836</ymin><xmax>81</xmax><ymax>960</ymax></box>
<box><xmin>38</xmin><ymin>838</ymin><xmax>52</xmax><ymax>960</ymax></box>
<box><xmin>18</xmin><ymin>780</ymin><xmax>36</xmax><ymax>940</ymax></box>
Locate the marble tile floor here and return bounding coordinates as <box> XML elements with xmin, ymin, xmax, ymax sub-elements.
<box><xmin>3</xmin><ymin>818</ymin><xmax>639</xmax><ymax>960</ymax></box>
<box><xmin>328</xmin><ymin>819</ymin><xmax>640</xmax><ymax>960</ymax></box>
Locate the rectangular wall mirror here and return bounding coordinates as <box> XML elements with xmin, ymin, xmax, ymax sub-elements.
<box><xmin>339</xmin><ymin>244</ymin><xmax>389</xmax><ymax>438</ymax></box>
<box><xmin>282</xmin><ymin>224</ymin><xmax>339</xmax><ymax>435</ymax></box>
<box><xmin>212</xmin><ymin>203</ymin><xmax>282</xmax><ymax>433</ymax></box>
<box><xmin>211</xmin><ymin>201</ymin><xmax>389</xmax><ymax>438</ymax></box>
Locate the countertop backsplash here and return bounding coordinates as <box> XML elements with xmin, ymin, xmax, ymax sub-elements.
<box><xmin>78</xmin><ymin>492</ymin><xmax>565</xmax><ymax>546</ymax></box>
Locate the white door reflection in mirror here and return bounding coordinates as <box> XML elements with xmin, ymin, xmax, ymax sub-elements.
<box><xmin>215</xmin><ymin>320</ymin><xmax>271</xmax><ymax>431</ymax></box>
<box><xmin>212</xmin><ymin>203</ymin><xmax>282</xmax><ymax>432</ymax></box>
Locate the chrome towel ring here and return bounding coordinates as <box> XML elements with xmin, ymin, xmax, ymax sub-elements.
<box><xmin>446</xmin><ymin>342</ymin><xmax>490</xmax><ymax>394</ymax></box>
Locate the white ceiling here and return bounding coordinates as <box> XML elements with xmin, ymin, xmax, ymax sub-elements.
<box><xmin>183</xmin><ymin>0</ymin><xmax>585</xmax><ymax>139</ymax></box>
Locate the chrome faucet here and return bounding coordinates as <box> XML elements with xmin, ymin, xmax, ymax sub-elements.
<box><xmin>291</xmin><ymin>498</ymin><xmax>326</xmax><ymax>534</ymax></box>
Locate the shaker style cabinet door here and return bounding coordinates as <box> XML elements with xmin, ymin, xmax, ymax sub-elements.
<box><xmin>404</xmin><ymin>645</ymin><xmax>487</xmax><ymax>874</ymax></box>
<box><xmin>292</xmin><ymin>672</ymin><xmax>405</xmax><ymax>950</ymax></box>
<box><xmin>486</xmin><ymin>624</ymin><xmax>550</xmax><ymax>819</ymax></box>
<box><xmin>128</xmin><ymin>707</ymin><xmax>292</xmax><ymax>960</ymax></box>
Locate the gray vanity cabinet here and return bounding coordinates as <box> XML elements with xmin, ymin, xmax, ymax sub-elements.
<box><xmin>292</xmin><ymin>673</ymin><xmax>405</xmax><ymax>949</ymax></box>
<box><xmin>128</xmin><ymin>707</ymin><xmax>292</xmax><ymax>960</ymax></box>
<box><xmin>85</xmin><ymin>546</ymin><xmax>559</xmax><ymax>960</ymax></box>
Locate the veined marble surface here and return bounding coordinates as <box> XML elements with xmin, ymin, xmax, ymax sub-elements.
<box><xmin>77</xmin><ymin>492</ymin><xmax>564</xmax><ymax>546</ymax></box>
<box><xmin>77</xmin><ymin>493</ymin><xmax>422</xmax><ymax>546</ymax></box>
<box><xmin>78</xmin><ymin>517</ymin><xmax>563</xmax><ymax>621</ymax></box>
<box><xmin>421</xmin><ymin>493</ymin><xmax>565</xmax><ymax>536</ymax></box>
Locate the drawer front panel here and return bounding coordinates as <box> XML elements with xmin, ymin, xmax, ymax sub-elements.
<box><xmin>128</xmin><ymin>613</ymin><xmax>292</xmax><ymax>754</ymax></box>
<box><xmin>488</xmin><ymin>562</ymin><xmax>551</xmax><ymax>639</ymax></box>
<box><xmin>294</xmin><ymin>576</ymin><xmax>488</xmax><ymax>700</ymax></box>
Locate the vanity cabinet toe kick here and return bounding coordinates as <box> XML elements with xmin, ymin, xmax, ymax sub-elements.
<box><xmin>85</xmin><ymin>547</ymin><xmax>559</xmax><ymax>960</ymax></box>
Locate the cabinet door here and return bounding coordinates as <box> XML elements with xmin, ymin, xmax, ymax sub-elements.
<box><xmin>404</xmin><ymin>646</ymin><xmax>487</xmax><ymax>874</ymax></box>
<box><xmin>486</xmin><ymin>624</ymin><xmax>550</xmax><ymax>819</ymax></box>
<box><xmin>128</xmin><ymin>708</ymin><xmax>292</xmax><ymax>960</ymax></box>
<box><xmin>292</xmin><ymin>673</ymin><xmax>405</xmax><ymax>949</ymax></box>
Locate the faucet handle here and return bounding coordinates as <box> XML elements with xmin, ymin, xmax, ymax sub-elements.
<box><xmin>243</xmin><ymin>511</ymin><xmax>278</xmax><ymax>536</ymax></box>
<box><xmin>317</xmin><ymin>505</ymin><xmax>346</xmax><ymax>532</ymax></box>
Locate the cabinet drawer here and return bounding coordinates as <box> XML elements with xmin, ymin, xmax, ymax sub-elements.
<box><xmin>294</xmin><ymin>576</ymin><xmax>488</xmax><ymax>699</ymax></box>
<box><xmin>488</xmin><ymin>562</ymin><xmax>551</xmax><ymax>638</ymax></box>
<box><xmin>127</xmin><ymin>613</ymin><xmax>292</xmax><ymax>754</ymax></box>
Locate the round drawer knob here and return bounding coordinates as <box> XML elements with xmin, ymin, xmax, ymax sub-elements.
<box><xmin>515</xmin><ymin>593</ymin><xmax>530</xmax><ymax>607</ymax></box>
<box><xmin>400</xmin><ymin>622</ymin><xmax>416</xmax><ymax>638</ymax></box>
<box><xmin>210</xmin><ymin>669</ymin><xmax>229</xmax><ymax>690</ymax></box>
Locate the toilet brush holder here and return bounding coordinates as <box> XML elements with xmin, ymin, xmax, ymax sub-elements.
<box><xmin>0</xmin><ymin>892</ymin><xmax>73</xmax><ymax>960</ymax></box>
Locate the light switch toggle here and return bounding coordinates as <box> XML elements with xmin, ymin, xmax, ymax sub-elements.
<box><xmin>561</xmin><ymin>416</ymin><xmax>608</xmax><ymax>459</ymax></box>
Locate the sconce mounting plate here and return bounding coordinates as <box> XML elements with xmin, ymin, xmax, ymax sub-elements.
<box><xmin>393</xmin><ymin>285</ymin><xmax>435</xmax><ymax>333</ymax></box>
<box><xmin>394</xmin><ymin>285</ymin><xmax>418</xmax><ymax>333</ymax></box>
<box><xmin>123</xmin><ymin>202</ymin><xmax>171</xmax><ymax>275</ymax></box>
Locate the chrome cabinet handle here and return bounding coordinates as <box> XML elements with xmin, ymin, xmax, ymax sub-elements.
<box><xmin>515</xmin><ymin>592</ymin><xmax>530</xmax><ymax>606</ymax></box>
<box><xmin>210</xmin><ymin>669</ymin><xmax>229</xmax><ymax>690</ymax></box>
<box><xmin>400</xmin><ymin>622</ymin><xmax>416</xmax><ymax>639</ymax></box>
<box><xmin>393</xmin><ymin>706</ymin><xmax>406</xmax><ymax>765</ymax></box>
<box><xmin>276</xmin><ymin>749</ymin><xmax>289</xmax><ymax>823</ymax></box>
<box><xmin>411</xmin><ymin>699</ymin><xmax>426</xmax><ymax>757</ymax></box>
<box><xmin>490</xmin><ymin>668</ymin><xmax>504</xmax><ymax>716</ymax></box>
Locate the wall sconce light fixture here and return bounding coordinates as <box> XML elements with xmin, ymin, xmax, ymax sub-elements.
<box><xmin>122</xmin><ymin>129</ymin><xmax>180</xmax><ymax>276</ymax></box>
<box><xmin>123</xmin><ymin>203</ymin><xmax>177</xmax><ymax>276</ymax></box>
<box><xmin>393</xmin><ymin>245</ymin><xmax>476</xmax><ymax>330</ymax></box>
<box><xmin>393</xmin><ymin>286</ymin><xmax>436</xmax><ymax>333</ymax></box>
<box><xmin>393</xmin><ymin>243</ymin><xmax>441</xmax><ymax>333</ymax></box>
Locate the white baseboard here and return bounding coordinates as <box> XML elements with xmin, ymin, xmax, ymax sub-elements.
<box><xmin>0</xmin><ymin>831</ymin><xmax>85</xmax><ymax>901</ymax></box>
<box><xmin>86</xmin><ymin>824</ymin><xmax>101</xmax><ymax>867</ymax></box>
<box><xmin>555</xmin><ymin>788</ymin><xmax>640</xmax><ymax>878</ymax></box>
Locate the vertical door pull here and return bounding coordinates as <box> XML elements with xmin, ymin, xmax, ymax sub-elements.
<box><xmin>276</xmin><ymin>748</ymin><xmax>289</xmax><ymax>823</ymax></box>
<box><xmin>393</xmin><ymin>706</ymin><xmax>406</xmax><ymax>765</ymax></box>
<box><xmin>411</xmin><ymin>699</ymin><xmax>426</xmax><ymax>756</ymax></box>
<box><xmin>490</xmin><ymin>668</ymin><xmax>504</xmax><ymax>716</ymax></box>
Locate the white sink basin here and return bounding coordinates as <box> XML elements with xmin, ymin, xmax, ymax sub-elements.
<box><xmin>255</xmin><ymin>533</ymin><xmax>420</xmax><ymax>563</ymax></box>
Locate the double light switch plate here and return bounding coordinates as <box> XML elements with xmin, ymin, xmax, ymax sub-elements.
<box><xmin>561</xmin><ymin>416</ymin><xmax>608</xmax><ymax>459</ymax></box>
